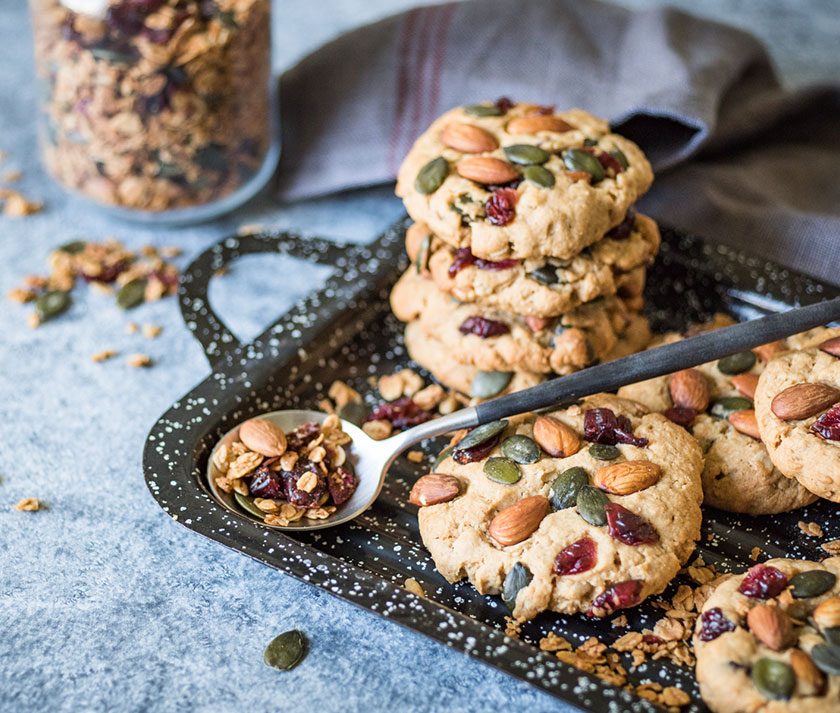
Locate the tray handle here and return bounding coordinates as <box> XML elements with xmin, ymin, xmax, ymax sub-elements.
<box><xmin>179</xmin><ymin>230</ymin><xmax>353</xmax><ymax>364</ymax></box>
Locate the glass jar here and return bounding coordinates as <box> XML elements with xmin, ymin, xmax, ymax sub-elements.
<box><xmin>29</xmin><ymin>0</ymin><xmax>278</xmax><ymax>224</ymax></box>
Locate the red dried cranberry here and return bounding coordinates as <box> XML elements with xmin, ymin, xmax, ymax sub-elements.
<box><xmin>452</xmin><ymin>432</ymin><xmax>502</xmax><ymax>464</ymax></box>
<box><xmin>642</xmin><ymin>634</ymin><xmax>664</xmax><ymax>645</ymax></box>
<box><xmin>285</xmin><ymin>421</ymin><xmax>322</xmax><ymax>451</ymax></box>
<box><xmin>283</xmin><ymin>459</ymin><xmax>326</xmax><ymax>508</ymax></box>
<box><xmin>448</xmin><ymin>248</ymin><xmax>519</xmax><ymax>277</ymax></box>
<box><xmin>485</xmin><ymin>188</ymin><xmax>518</xmax><ymax>226</ymax></box>
<box><xmin>698</xmin><ymin>607</ymin><xmax>736</xmax><ymax>641</ymax></box>
<box><xmin>459</xmin><ymin>316</ymin><xmax>510</xmax><ymax>338</ymax></box>
<box><xmin>606</xmin><ymin>207</ymin><xmax>636</xmax><ymax>239</ymax></box>
<box><xmin>583</xmin><ymin>408</ymin><xmax>648</xmax><ymax>447</ymax></box>
<box><xmin>586</xmin><ymin>580</ymin><xmax>643</xmax><ymax>617</ymax></box>
<box><xmin>328</xmin><ymin>466</ymin><xmax>358</xmax><ymax>506</ymax></box>
<box><xmin>365</xmin><ymin>396</ymin><xmax>433</xmax><ymax>430</ymax></box>
<box><xmin>811</xmin><ymin>403</ymin><xmax>840</xmax><ymax>441</ymax></box>
<box><xmin>663</xmin><ymin>406</ymin><xmax>696</xmax><ymax>429</ymax></box>
<box><xmin>106</xmin><ymin>0</ymin><xmax>166</xmax><ymax>36</ymax></box>
<box><xmin>554</xmin><ymin>537</ymin><xmax>598</xmax><ymax>575</ymax></box>
<box><xmin>80</xmin><ymin>259</ymin><xmax>129</xmax><ymax>284</ymax></box>
<box><xmin>248</xmin><ymin>462</ymin><xmax>283</xmax><ymax>499</ymax></box>
<box><xmin>605</xmin><ymin>503</ymin><xmax>659</xmax><ymax>545</ymax></box>
<box><xmin>495</xmin><ymin>97</ymin><xmax>514</xmax><ymax>113</ymax></box>
<box><xmin>738</xmin><ymin>565</ymin><xmax>789</xmax><ymax>599</ymax></box>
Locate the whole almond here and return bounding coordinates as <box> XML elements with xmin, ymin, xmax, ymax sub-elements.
<box><xmin>441</xmin><ymin>123</ymin><xmax>499</xmax><ymax>153</ymax></box>
<box><xmin>532</xmin><ymin>415</ymin><xmax>581</xmax><ymax>457</ymax></box>
<box><xmin>728</xmin><ymin>409</ymin><xmax>761</xmax><ymax>440</ymax></box>
<box><xmin>813</xmin><ymin>596</ymin><xmax>840</xmax><ymax>630</ymax></box>
<box><xmin>669</xmin><ymin>368</ymin><xmax>711</xmax><ymax>411</ymax></box>
<box><xmin>239</xmin><ymin>418</ymin><xmax>287</xmax><ymax>457</ymax></box>
<box><xmin>730</xmin><ymin>373</ymin><xmax>759</xmax><ymax>399</ymax></box>
<box><xmin>456</xmin><ymin>157</ymin><xmax>520</xmax><ymax>185</ymax></box>
<box><xmin>747</xmin><ymin>604</ymin><xmax>791</xmax><ymax>651</ymax></box>
<box><xmin>488</xmin><ymin>495</ymin><xmax>549</xmax><ymax>546</ymax></box>
<box><xmin>409</xmin><ymin>474</ymin><xmax>461</xmax><ymax>507</ymax></box>
<box><xmin>790</xmin><ymin>649</ymin><xmax>826</xmax><ymax>696</ymax></box>
<box><xmin>525</xmin><ymin>315</ymin><xmax>552</xmax><ymax>332</ymax></box>
<box><xmin>819</xmin><ymin>336</ymin><xmax>840</xmax><ymax>358</ymax></box>
<box><xmin>506</xmin><ymin>114</ymin><xmax>573</xmax><ymax>135</ymax></box>
<box><xmin>753</xmin><ymin>340</ymin><xmax>786</xmax><ymax>362</ymax></box>
<box><xmin>594</xmin><ymin>460</ymin><xmax>661</xmax><ymax>495</ymax></box>
<box><xmin>770</xmin><ymin>383</ymin><xmax>840</xmax><ymax>421</ymax></box>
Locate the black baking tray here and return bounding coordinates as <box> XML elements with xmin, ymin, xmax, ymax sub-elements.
<box><xmin>143</xmin><ymin>217</ymin><xmax>839</xmax><ymax>712</ymax></box>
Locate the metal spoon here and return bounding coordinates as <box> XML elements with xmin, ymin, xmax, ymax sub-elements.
<box><xmin>208</xmin><ymin>296</ymin><xmax>840</xmax><ymax>531</ymax></box>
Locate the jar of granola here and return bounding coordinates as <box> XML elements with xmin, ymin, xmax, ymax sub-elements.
<box><xmin>29</xmin><ymin>0</ymin><xmax>278</xmax><ymax>222</ymax></box>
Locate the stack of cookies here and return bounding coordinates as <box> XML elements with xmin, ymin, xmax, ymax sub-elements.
<box><xmin>390</xmin><ymin>99</ymin><xmax>659</xmax><ymax>400</ymax></box>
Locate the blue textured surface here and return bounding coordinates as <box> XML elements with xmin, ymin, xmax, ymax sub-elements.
<box><xmin>1</xmin><ymin>2</ymin><xmax>838</xmax><ymax>712</ymax></box>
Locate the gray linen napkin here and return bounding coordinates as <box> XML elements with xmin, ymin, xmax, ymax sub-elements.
<box><xmin>278</xmin><ymin>0</ymin><xmax>840</xmax><ymax>286</ymax></box>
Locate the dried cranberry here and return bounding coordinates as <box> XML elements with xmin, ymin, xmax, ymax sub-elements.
<box><xmin>447</xmin><ymin>248</ymin><xmax>519</xmax><ymax>277</ymax></box>
<box><xmin>283</xmin><ymin>459</ymin><xmax>326</xmax><ymax>508</ymax></box>
<box><xmin>328</xmin><ymin>466</ymin><xmax>358</xmax><ymax>506</ymax></box>
<box><xmin>663</xmin><ymin>406</ymin><xmax>696</xmax><ymax>429</ymax></box>
<box><xmin>586</xmin><ymin>580</ymin><xmax>643</xmax><ymax>617</ymax></box>
<box><xmin>606</xmin><ymin>207</ymin><xmax>636</xmax><ymax>240</ymax></box>
<box><xmin>248</xmin><ymin>462</ymin><xmax>283</xmax><ymax>499</ymax></box>
<box><xmin>811</xmin><ymin>403</ymin><xmax>840</xmax><ymax>441</ymax></box>
<box><xmin>485</xmin><ymin>188</ymin><xmax>518</xmax><ymax>226</ymax></box>
<box><xmin>452</xmin><ymin>432</ymin><xmax>502</xmax><ymax>464</ymax></box>
<box><xmin>605</xmin><ymin>503</ymin><xmax>659</xmax><ymax>545</ymax></box>
<box><xmin>738</xmin><ymin>565</ymin><xmax>789</xmax><ymax>599</ymax></box>
<box><xmin>554</xmin><ymin>537</ymin><xmax>598</xmax><ymax>575</ymax></box>
<box><xmin>583</xmin><ymin>408</ymin><xmax>648</xmax><ymax>447</ymax></box>
<box><xmin>80</xmin><ymin>259</ymin><xmax>129</xmax><ymax>284</ymax></box>
<box><xmin>533</xmin><ymin>104</ymin><xmax>555</xmax><ymax>115</ymax></box>
<box><xmin>106</xmin><ymin>0</ymin><xmax>166</xmax><ymax>36</ymax></box>
<box><xmin>365</xmin><ymin>396</ymin><xmax>433</xmax><ymax>430</ymax></box>
<box><xmin>459</xmin><ymin>316</ymin><xmax>510</xmax><ymax>338</ymax></box>
<box><xmin>642</xmin><ymin>634</ymin><xmax>664</xmax><ymax>645</ymax></box>
<box><xmin>698</xmin><ymin>607</ymin><xmax>736</xmax><ymax>641</ymax></box>
<box><xmin>495</xmin><ymin>97</ymin><xmax>514</xmax><ymax>113</ymax></box>
<box><xmin>285</xmin><ymin>421</ymin><xmax>321</xmax><ymax>451</ymax></box>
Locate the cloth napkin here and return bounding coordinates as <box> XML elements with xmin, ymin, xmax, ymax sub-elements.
<box><xmin>277</xmin><ymin>0</ymin><xmax>840</xmax><ymax>286</ymax></box>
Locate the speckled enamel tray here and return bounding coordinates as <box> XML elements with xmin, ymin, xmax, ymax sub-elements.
<box><xmin>143</xmin><ymin>218</ymin><xmax>839</xmax><ymax>712</ymax></box>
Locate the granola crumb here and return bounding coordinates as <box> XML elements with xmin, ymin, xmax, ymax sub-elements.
<box><xmin>6</xmin><ymin>287</ymin><xmax>36</xmax><ymax>304</ymax></box>
<box><xmin>404</xmin><ymin>577</ymin><xmax>425</xmax><ymax>597</ymax></box>
<box><xmin>821</xmin><ymin>539</ymin><xmax>840</xmax><ymax>555</ymax></box>
<box><xmin>750</xmin><ymin>546</ymin><xmax>762</xmax><ymax>561</ymax></box>
<box><xmin>2</xmin><ymin>190</ymin><xmax>42</xmax><ymax>217</ymax></box>
<box><xmin>127</xmin><ymin>353</ymin><xmax>153</xmax><ymax>368</ymax></box>
<box><xmin>504</xmin><ymin>616</ymin><xmax>522</xmax><ymax>639</ymax></box>
<box><xmin>3</xmin><ymin>170</ymin><xmax>21</xmax><ymax>183</ymax></box>
<box><xmin>160</xmin><ymin>246</ymin><xmax>182</xmax><ymax>258</ymax></box>
<box><xmin>27</xmin><ymin>313</ymin><xmax>41</xmax><ymax>329</ymax></box>
<box><xmin>142</xmin><ymin>323</ymin><xmax>162</xmax><ymax>339</ymax></box>
<box><xmin>213</xmin><ymin>267</ymin><xmax>228</xmax><ymax>278</ymax></box>
<box><xmin>406</xmin><ymin>450</ymin><xmax>425</xmax><ymax>464</ymax></box>
<box><xmin>91</xmin><ymin>349</ymin><xmax>118</xmax><ymax>363</ymax></box>
<box><xmin>611</xmin><ymin>615</ymin><xmax>628</xmax><ymax>628</ymax></box>
<box><xmin>798</xmin><ymin>520</ymin><xmax>824</xmax><ymax>538</ymax></box>
<box><xmin>362</xmin><ymin>419</ymin><xmax>392</xmax><ymax>440</ymax></box>
<box><xmin>14</xmin><ymin>498</ymin><xmax>41</xmax><ymax>512</ymax></box>
<box><xmin>125</xmin><ymin>322</ymin><xmax>138</xmax><ymax>335</ymax></box>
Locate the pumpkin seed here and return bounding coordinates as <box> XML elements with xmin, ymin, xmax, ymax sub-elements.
<box><xmin>338</xmin><ymin>400</ymin><xmax>367</xmax><ymax>427</ymax></box>
<box><xmin>583</xmin><ymin>138</ymin><xmax>598</xmax><ymax>147</ymax></box>
<box><xmin>562</xmin><ymin>148</ymin><xmax>604</xmax><ymax>182</ymax></box>
<box><xmin>576</xmin><ymin>485</ymin><xmax>609</xmax><ymax>526</ymax></box>
<box><xmin>502</xmin><ymin>562</ymin><xmax>532</xmax><ymax>611</ymax></box>
<box><xmin>432</xmin><ymin>445</ymin><xmax>454</xmax><ymax>471</ymax></box>
<box><xmin>530</xmin><ymin>265</ymin><xmax>559</xmax><ymax>285</ymax></box>
<box><xmin>810</xmin><ymin>644</ymin><xmax>840</xmax><ymax>676</ymax></box>
<box><xmin>415</xmin><ymin>233</ymin><xmax>431</xmax><ymax>274</ymax></box>
<box><xmin>263</xmin><ymin>629</ymin><xmax>307</xmax><ymax>671</ymax></box>
<box><xmin>501</xmin><ymin>435</ymin><xmax>540</xmax><ymax>464</ymax></box>
<box><xmin>790</xmin><ymin>570</ymin><xmax>837</xmax><ymax>598</ymax></box>
<box><xmin>458</xmin><ymin>420</ymin><xmax>509</xmax><ymax>450</ymax></box>
<box><xmin>504</xmin><ymin>144</ymin><xmax>550</xmax><ymax>165</ymax></box>
<box><xmin>415</xmin><ymin>157</ymin><xmax>449</xmax><ymax>195</ymax></box>
<box><xmin>234</xmin><ymin>491</ymin><xmax>266</xmax><ymax>520</ymax></box>
<box><xmin>710</xmin><ymin>396</ymin><xmax>754</xmax><ymax>419</ymax></box>
<box><xmin>824</xmin><ymin>627</ymin><xmax>840</xmax><ymax>646</ymax></box>
<box><xmin>471</xmin><ymin>370</ymin><xmax>512</xmax><ymax>398</ymax></box>
<box><xmin>35</xmin><ymin>290</ymin><xmax>71</xmax><ymax>322</ymax></box>
<box><xmin>589</xmin><ymin>443</ymin><xmax>620</xmax><ymax>460</ymax></box>
<box><xmin>116</xmin><ymin>279</ymin><xmax>147</xmax><ymax>310</ymax></box>
<box><xmin>550</xmin><ymin>467</ymin><xmax>588</xmax><ymax>511</ymax></box>
<box><xmin>464</xmin><ymin>103</ymin><xmax>503</xmax><ymax>117</ymax></box>
<box><xmin>522</xmin><ymin>165</ymin><xmax>555</xmax><ymax>188</ymax></box>
<box><xmin>610</xmin><ymin>148</ymin><xmax>629</xmax><ymax>169</ymax></box>
<box><xmin>751</xmin><ymin>658</ymin><xmax>795</xmax><ymax>700</ymax></box>
<box><xmin>56</xmin><ymin>239</ymin><xmax>86</xmax><ymax>254</ymax></box>
<box><xmin>483</xmin><ymin>456</ymin><xmax>521</xmax><ymax>484</ymax></box>
<box><xmin>90</xmin><ymin>46</ymin><xmax>136</xmax><ymax>64</ymax></box>
<box><xmin>717</xmin><ymin>351</ymin><xmax>756</xmax><ymax>375</ymax></box>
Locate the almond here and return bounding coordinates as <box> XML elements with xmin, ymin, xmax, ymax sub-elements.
<box><xmin>441</xmin><ymin>122</ymin><xmax>499</xmax><ymax>153</ymax></box>
<box><xmin>239</xmin><ymin>418</ymin><xmax>287</xmax><ymax>457</ymax></box>
<box><xmin>770</xmin><ymin>383</ymin><xmax>840</xmax><ymax>421</ymax></box>
<box><xmin>790</xmin><ymin>649</ymin><xmax>826</xmax><ymax>696</ymax></box>
<box><xmin>747</xmin><ymin>604</ymin><xmax>791</xmax><ymax>651</ymax></box>
<box><xmin>488</xmin><ymin>495</ymin><xmax>549</xmax><ymax>546</ymax></box>
<box><xmin>456</xmin><ymin>156</ymin><xmax>520</xmax><ymax>185</ymax></box>
<box><xmin>669</xmin><ymin>369</ymin><xmax>711</xmax><ymax>411</ymax></box>
<box><xmin>532</xmin><ymin>415</ymin><xmax>581</xmax><ymax>457</ymax></box>
<box><xmin>813</xmin><ymin>596</ymin><xmax>840</xmax><ymax>629</ymax></box>
<box><xmin>819</xmin><ymin>336</ymin><xmax>840</xmax><ymax>358</ymax></box>
<box><xmin>753</xmin><ymin>340</ymin><xmax>786</xmax><ymax>362</ymax></box>
<box><xmin>728</xmin><ymin>409</ymin><xmax>761</xmax><ymax>440</ymax></box>
<box><xmin>525</xmin><ymin>315</ymin><xmax>552</xmax><ymax>332</ymax></box>
<box><xmin>594</xmin><ymin>460</ymin><xmax>661</xmax><ymax>495</ymax></box>
<box><xmin>506</xmin><ymin>114</ymin><xmax>573</xmax><ymax>135</ymax></box>
<box><xmin>408</xmin><ymin>474</ymin><xmax>461</xmax><ymax>507</ymax></box>
<box><xmin>730</xmin><ymin>373</ymin><xmax>759</xmax><ymax>399</ymax></box>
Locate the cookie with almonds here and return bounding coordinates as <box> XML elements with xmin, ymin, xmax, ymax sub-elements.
<box><xmin>396</xmin><ymin>101</ymin><xmax>654</xmax><ymax>261</ymax></box>
<box><xmin>694</xmin><ymin>557</ymin><xmax>840</xmax><ymax>713</ymax></box>
<box><xmin>413</xmin><ymin>394</ymin><xmax>703</xmax><ymax>621</ymax></box>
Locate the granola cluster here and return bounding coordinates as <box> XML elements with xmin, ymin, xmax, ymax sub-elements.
<box><xmin>30</xmin><ymin>0</ymin><xmax>271</xmax><ymax>212</ymax></box>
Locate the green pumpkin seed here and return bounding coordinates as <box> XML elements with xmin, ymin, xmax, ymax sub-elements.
<box><xmin>589</xmin><ymin>443</ymin><xmax>620</xmax><ymax>461</ymax></box>
<box><xmin>751</xmin><ymin>658</ymin><xmax>795</xmax><ymax>700</ymax></box>
<box><xmin>415</xmin><ymin>233</ymin><xmax>431</xmax><ymax>274</ymax></box>
<box><xmin>811</xmin><ymin>644</ymin><xmax>840</xmax><ymax>675</ymax></box>
<box><xmin>824</xmin><ymin>627</ymin><xmax>840</xmax><ymax>646</ymax></box>
<box><xmin>710</xmin><ymin>396</ymin><xmax>754</xmax><ymax>419</ymax></box>
<box><xmin>790</xmin><ymin>569</ymin><xmax>837</xmax><ymax>598</ymax></box>
<box><xmin>562</xmin><ymin>148</ymin><xmax>605</xmax><ymax>182</ymax></box>
<box><xmin>432</xmin><ymin>445</ymin><xmax>454</xmax><ymax>471</ymax></box>
<box><xmin>458</xmin><ymin>420</ymin><xmax>508</xmax><ymax>450</ymax></box>
<box><xmin>502</xmin><ymin>562</ymin><xmax>532</xmax><ymax>611</ymax></box>
<box><xmin>471</xmin><ymin>371</ymin><xmax>512</xmax><ymax>398</ymax></box>
<box><xmin>504</xmin><ymin>144</ymin><xmax>550</xmax><ymax>165</ymax></box>
<box><xmin>35</xmin><ymin>290</ymin><xmax>71</xmax><ymax>322</ymax></box>
<box><xmin>483</xmin><ymin>456</ymin><xmax>521</xmax><ymax>484</ymax></box>
<box><xmin>522</xmin><ymin>165</ymin><xmax>555</xmax><ymax>188</ymax></box>
<box><xmin>610</xmin><ymin>148</ymin><xmax>629</xmax><ymax>169</ymax></box>
<box><xmin>56</xmin><ymin>240</ymin><xmax>86</xmax><ymax>254</ymax></box>
<box><xmin>576</xmin><ymin>485</ymin><xmax>609</xmax><ymax>526</ymax></box>
<box><xmin>338</xmin><ymin>400</ymin><xmax>367</xmax><ymax>427</ymax></box>
<box><xmin>549</xmin><ymin>467</ymin><xmax>589</xmax><ymax>511</ymax></box>
<box><xmin>415</xmin><ymin>157</ymin><xmax>449</xmax><ymax>195</ymax></box>
<box><xmin>530</xmin><ymin>265</ymin><xmax>560</xmax><ymax>285</ymax></box>
<box><xmin>717</xmin><ymin>351</ymin><xmax>757</xmax><ymax>375</ymax></box>
<box><xmin>263</xmin><ymin>629</ymin><xmax>307</xmax><ymax>671</ymax></box>
<box><xmin>583</xmin><ymin>138</ymin><xmax>599</xmax><ymax>147</ymax></box>
<box><xmin>116</xmin><ymin>279</ymin><xmax>147</xmax><ymax>310</ymax></box>
<box><xmin>90</xmin><ymin>46</ymin><xmax>136</xmax><ymax>64</ymax></box>
<box><xmin>464</xmin><ymin>103</ymin><xmax>503</xmax><ymax>117</ymax></box>
<box><xmin>501</xmin><ymin>435</ymin><xmax>540</xmax><ymax>464</ymax></box>
<box><xmin>234</xmin><ymin>491</ymin><xmax>266</xmax><ymax>520</ymax></box>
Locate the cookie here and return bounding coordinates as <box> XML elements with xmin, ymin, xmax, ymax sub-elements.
<box><xmin>404</xmin><ymin>211</ymin><xmax>658</xmax><ymax>318</ymax></box>
<box><xmin>412</xmin><ymin>394</ymin><xmax>703</xmax><ymax>621</ymax></box>
<box><xmin>694</xmin><ymin>557</ymin><xmax>840</xmax><ymax>713</ymax></box>
<box><xmin>396</xmin><ymin>102</ymin><xmax>654</xmax><ymax>261</ymax></box>
<box><xmin>755</xmin><ymin>335</ymin><xmax>840</xmax><ymax>501</ymax></box>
